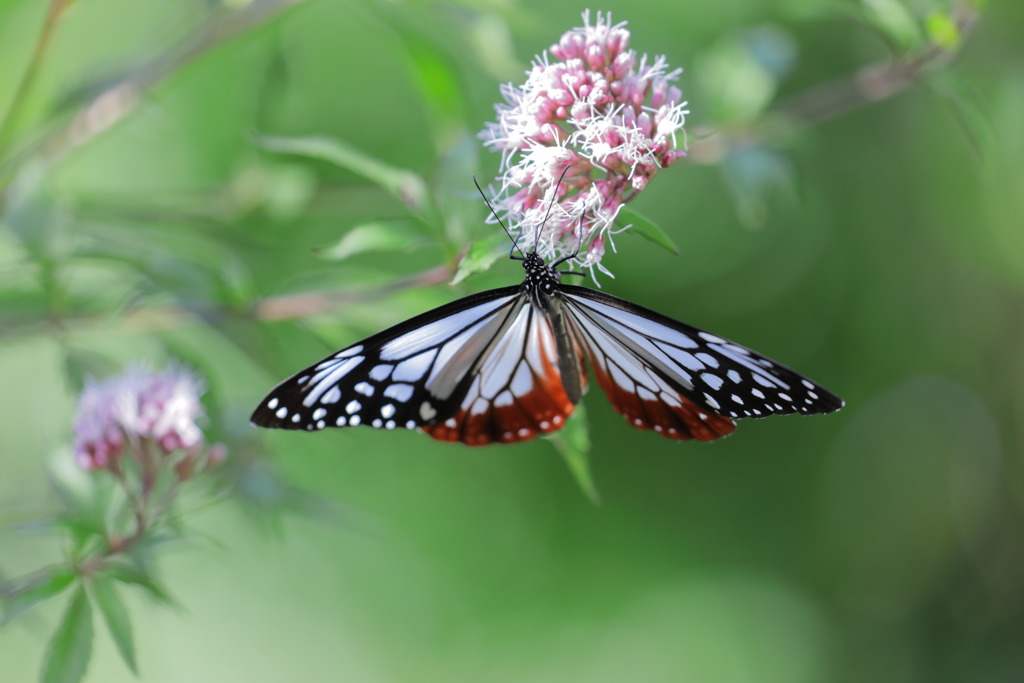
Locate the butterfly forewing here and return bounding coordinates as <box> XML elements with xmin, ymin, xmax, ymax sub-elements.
<box><xmin>251</xmin><ymin>287</ymin><xmax>524</xmax><ymax>434</ymax></box>
<box><xmin>558</xmin><ymin>285</ymin><xmax>843</xmax><ymax>438</ymax></box>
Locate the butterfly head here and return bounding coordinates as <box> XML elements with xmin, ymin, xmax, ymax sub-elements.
<box><xmin>522</xmin><ymin>252</ymin><xmax>562</xmax><ymax>296</ymax></box>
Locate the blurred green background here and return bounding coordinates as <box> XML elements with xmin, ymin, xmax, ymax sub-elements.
<box><xmin>2</xmin><ymin>0</ymin><xmax>1022</xmax><ymax>681</ymax></box>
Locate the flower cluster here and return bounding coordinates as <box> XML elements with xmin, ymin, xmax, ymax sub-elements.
<box><xmin>74</xmin><ymin>364</ymin><xmax>224</xmax><ymax>478</ymax></box>
<box><xmin>480</xmin><ymin>10</ymin><xmax>689</xmax><ymax>279</ymax></box>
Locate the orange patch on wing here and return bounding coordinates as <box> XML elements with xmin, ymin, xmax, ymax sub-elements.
<box><xmin>422</xmin><ymin>388</ymin><xmax>575</xmax><ymax>445</ymax></box>
<box><xmin>589</xmin><ymin>360</ymin><xmax>735</xmax><ymax>442</ymax></box>
<box><xmin>424</xmin><ymin>327</ymin><xmax>579</xmax><ymax>446</ymax></box>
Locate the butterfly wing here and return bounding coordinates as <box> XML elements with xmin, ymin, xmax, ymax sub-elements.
<box><xmin>251</xmin><ymin>286</ymin><xmax>581</xmax><ymax>445</ymax></box>
<box><xmin>252</xmin><ymin>287</ymin><xmax>522</xmax><ymax>434</ymax></box>
<box><xmin>423</xmin><ymin>295</ymin><xmax>582</xmax><ymax>445</ymax></box>
<box><xmin>558</xmin><ymin>285</ymin><xmax>843</xmax><ymax>441</ymax></box>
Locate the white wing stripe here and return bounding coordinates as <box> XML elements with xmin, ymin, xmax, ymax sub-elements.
<box><xmin>393</xmin><ymin>349</ymin><xmax>438</xmax><ymax>382</ymax></box>
<box><xmin>479</xmin><ymin>308</ymin><xmax>530</xmax><ymax>399</ymax></box>
<box><xmin>566</xmin><ymin>300</ymin><xmax>698</xmax><ymax>387</ymax></box>
<box><xmin>303</xmin><ymin>356</ymin><xmax>363</xmax><ymax>406</ymax></box>
<box><xmin>379</xmin><ymin>297</ymin><xmax>514</xmax><ymax>360</ymax></box>
<box><xmin>572</xmin><ymin>297</ymin><xmax>700</xmax><ymax>350</ymax></box>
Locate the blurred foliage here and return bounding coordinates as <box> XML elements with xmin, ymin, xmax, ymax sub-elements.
<box><xmin>1</xmin><ymin>0</ymin><xmax>1023</xmax><ymax>681</ymax></box>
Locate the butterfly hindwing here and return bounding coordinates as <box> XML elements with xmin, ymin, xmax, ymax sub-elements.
<box><xmin>423</xmin><ymin>297</ymin><xmax>582</xmax><ymax>445</ymax></box>
<box><xmin>558</xmin><ymin>285</ymin><xmax>843</xmax><ymax>440</ymax></box>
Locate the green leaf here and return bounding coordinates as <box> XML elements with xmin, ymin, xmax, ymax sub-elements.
<box><xmin>63</xmin><ymin>348</ymin><xmax>119</xmax><ymax>395</ymax></box>
<box><xmin>91</xmin><ymin>578</ymin><xmax>137</xmax><ymax>675</ymax></box>
<box><xmin>371</xmin><ymin>3</ymin><xmax>466</xmax><ymax>151</ymax></box>
<box><xmin>396</xmin><ymin>32</ymin><xmax>464</xmax><ymax>151</ymax></box>
<box><xmin>927</xmin><ymin>74</ymin><xmax>994</xmax><ymax>156</ymax></box>
<box><xmin>926</xmin><ymin>12</ymin><xmax>960</xmax><ymax>50</ymax></box>
<box><xmin>262</xmin><ymin>163</ymin><xmax>318</xmax><ymax>223</ymax></box>
<box><xmin>45</xmin><ymin>470</ymin><xmax>107</xmax><ymax>550</ymax></box>
<box><xmin>1</xmin><ymin>570</ymin><xmax>76</xmax><ymax>627</ymax></box>
<box><xmin>696</xmin><ymin>36</ymin><xmax>778</xmax><ymax>124</ymax></box>
<box><xmin>41</xmin><ymin>586</ymin><xmax>93</xmax><ymax>683</ymax></box>
<box><xmin>434</xmin><ymin>132</ymin><xmax>481</xmax><ymax>248</ymax></box>
<box><xmin>464</xmin><ymin>12</ymin><xmax>522</xmax><ymax>82</ymax></box>
<box><xmin>314</xmin><ymin>220</ymin><xmax>427</xmax><ymax>261</ymax></box>
<box><xmin>721</xmin><ymin>145</ymin><xmax>795</xmax><ymax>229</ymax></box>
<box><xmin>105</xmin><ymin>565</ymin><xmax>177</xmax><ymax>609</ymax></box>
<box><xmin>450</xmin><ymin>233</ymin><xmax>508</xmax><ymax>285</ymax></box>
<box><xmin>2</xmin><ymin>160</ymin><xmax>73</xmax><ymax>266</ymax></box>
<box><xmin>617</xmin><ymin>207</ymin><xmax>680</xmax><ymax>255</ymax></box>
<box><xmin>256</xmin><ymin>135</ymin><xmax>428</xmax><ymax>213</ymax></box>
<box><xmin>546</xmin><ymin>404</ymin><xmax>601</xmax><ymax>505</ymax></box>
<box><xmin>861</xmin><ymin>0</ymin><xmax>924</xmax><ymax>52</ymax></box>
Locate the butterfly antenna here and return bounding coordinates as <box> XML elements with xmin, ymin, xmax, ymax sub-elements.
<box><xmin>533</xmin><ymin>165</ymin><xmax>573</xmax><ymax>254</ymax></box>
<box><xmin>473</xmin><ymin>176</ymin><xmax>524</xmax><ymax>260</ymax></box>
<box><xmin>552</xmin><ymin>215</ymin><xmax>586</xmax><ymax>276</ymax></box>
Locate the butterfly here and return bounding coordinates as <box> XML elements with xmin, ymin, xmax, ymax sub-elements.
<box><xmin>251</xmin><ymin>235</ymin><xmax>844</xmax><ymax>445</ymax></box>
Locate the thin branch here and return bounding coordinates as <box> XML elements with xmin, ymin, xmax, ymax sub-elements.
<box><xmin>0</xmin><ymin>0</ymin><xmax>309</xmax><ymax>188</ymax></box>
<box><xmin>0</xmin><ymin>0</ymin><xmax>72</xmax><ymax>156</ymax></box>
<box><xmin>0</xmin><ymin>262</ymin><xmax>456</xmax><ymax>339</ymax></box>
<box><xmin>687</xmin><ymin>2</ymin><xmax>979</xmax><ymax>164</ymax></box>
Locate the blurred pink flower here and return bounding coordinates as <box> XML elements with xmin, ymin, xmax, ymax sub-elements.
<box><xmin>73</xmin><ymin>364</ymin><xmax>219</xmax><ymax>473</ymax></box>
<box><xmin>480</xmin><ymin>10</ymin><xmax>689</xmax><ymax>280</ymax></box>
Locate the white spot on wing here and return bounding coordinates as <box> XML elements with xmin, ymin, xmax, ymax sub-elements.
<box><xmin>275</xmin><ymin>407</ymin><xmax>287</xmax><ymax>419</ymax></box>
<box><xmin>701</xmin><ymin>373</ymin><xmax>724</xmax><ymax>390</ymax></box>
<box><xmin>393</xmin><ymin>349</ymin><xmax>438</xmax><ymax>382</ymax></box>
<box><xmin>267</xmin><ymin>398</ymin><xmax>278</xmax><ymax>410</ymax></box>
<box><xmin>369</xmin><ymin>365</ymin><xmax>392</xmax><ymax>381</ymax></box>
<box><xmin>355</xmin><ymin>382</ymin><xmax>374</xmax><ymax>396</ymax></box>
<box><xmin>321</xmin><ymin>386</ymin><xmax>342</xmax><ymax>405</ymax></box>
<box><xmin>383</xmin><ymin>383</ymin><xmax>414</xmax><ymax>403</ymax></box>
<box><xmin>381</xmin><ymin>404</ymin><xmax>396</xmax><ymax>419</ymax></box>
<box><xmin>695</xmin><ymin>352</ymin><xmax>719</xmax><ymax>368</ymax></box>
<box><xmin>346</xmin><ymin>400</ymin><xmax>361</xmax><ymax>414</ymax></box>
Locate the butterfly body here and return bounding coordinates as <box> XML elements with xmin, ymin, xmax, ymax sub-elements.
<box><xmin>251</xmin><ymin>253</ymin><xmax>843</xmax><ymax>445</ymax></box>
